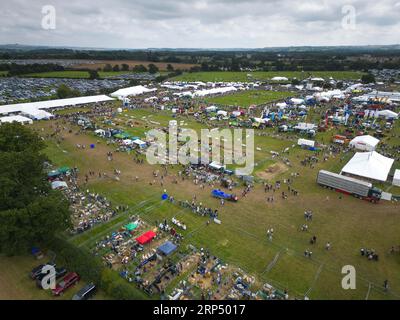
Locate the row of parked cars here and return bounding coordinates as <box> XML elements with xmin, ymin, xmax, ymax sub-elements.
<box><xmin>30</xmin><ymin>263</ymin><xmax>96</xmax><ymax>300</ymax></box>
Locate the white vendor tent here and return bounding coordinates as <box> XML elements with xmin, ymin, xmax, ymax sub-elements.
<box><xmin>193</xmin><ymin>86</ymin><xmax>237</xmax><ymax>97</ymax></box>
<box><xmin>291</xmin><ymin>98</ymin><xmax>305</xmax><ymax>105</ymax></box>
<box><xmin>377</xmin><ymin>110</ymin><xmax>398</xmax><ymax>120</ymax></box>
<box><xmin>271</xmin><ymin>77</ymin><xmax>288</xmax><ymax>81</ymax></box>
<box><xmin>341</xmin><ymin>151</ymin><xmax>394</xmax><ymax>182</ymax></box>
<box><xmin>393</xmin><ymin>170</ymin><xmax>400</xmax><ymax>187</ymax></box>
<box><xmin>276</xmin><ymin>102</ymin><xmax>287</xmax><ymax>109</ymax></box>
<box><xmin>297</xmin><ymin>138</ymin><xmax>315</xmax><ymax>148</ymax></box>
<box><xmin>217</xmin><ymin>110</ymin><xmax>228</xmax><ymax>117</ymax></box>
<box><xmin>349</xmin><ymin>135</ymin><xmax>380</xmax><ymax>151</ymax></box>
<box><xmin>111</xmin><ymin>86</ymin><xmax>157</xmax><ymax>99</ymax></box>
<box><xmin>51</xmin><ymin>181</ymin><xmax>68</xmax><ymax>190</ymax></box>
<box><xmin>132</xmin><ymin>139</ymin><xmax>147</xmax><ymax>148</ymax></box>
<box><xmin>294</xmin><ymin>123</ymin><xmax>317</xmax><ymax>131</ymax></box>
<box><xmin>0</xmin><ymin>115</ymin><xmax>33</xmax><ymax>124</ymax></box>
<box><xmin>21</xmin><ymin>109</ymin><xmax>54</xmax><ymax>120</ymax></box>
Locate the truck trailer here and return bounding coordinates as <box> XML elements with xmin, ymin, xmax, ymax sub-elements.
<box><xmin>316</xmin><ymin>170</ymin><xmax>382</xmax><ymax>203</ymax></box>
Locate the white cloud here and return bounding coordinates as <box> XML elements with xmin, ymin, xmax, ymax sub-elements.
<box><xmin>0</xmin><ymin>0</ymin><xmax>399</xmax><ymax>48</ymax></box>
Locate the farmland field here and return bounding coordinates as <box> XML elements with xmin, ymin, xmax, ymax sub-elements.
<box><xmin>205</xmin><ymin>90</ymin><xmax>294</xmax><ymax>107</ymax></box>
<box><xmin>22</xmin><ymin>70</ymin><xmax>143</xmax><ymax>79</ymax></box>
<box><xmin>26</xmin><ymin>108</ymin><xmax>400</xmax><ymax>300</ymax></box>
<box><xmin>172</xmin><ymin>71</ymin><xmax>365</xmax><ymax>82</ymax></box>
<box><xmin>71</xmin><ymin>60</ymin><xmax>198</xmax><ymax>71</ymax></box>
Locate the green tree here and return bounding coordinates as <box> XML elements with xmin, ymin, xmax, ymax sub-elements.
<box><xmin>121</xmin><ymin>63</ymin><xmax>130</xmax><ymax>71</ymax></box>
<box><xmin>166</xmin><ymin>64</ymin><xmax>174</xmax><ymax>72</ymax></box>
<box><xmin>0</xmin><ymin>123</ymin><xmax>71</xmax><ymax>254</ymax></box>
<box><xmin>132</xmin><ymin>64</ymin><xmax>147</xmax><ymax>73</ymax></box>
<box><xmin>147</xmin><ymin>63</ymin><xmax>159</xmax><ymax>74</ymax></box>
<box><xmin>88</xmin><ymin>70</ymin><xmax>100</xmax><ymax>79</ymax></box>
<box><xmin>56</xmin><ymin>84</ymin><xmax>80</xmax><ymax>99</ymax></box>
<box><xmin>103</xmin><ymin>64</ymin><xmax>112</xmax><ymax>72</ymax></box>
<box><xmin>361</xmin><ymin>73</ymin><xmax>376</xmax><ymax>84</ymax></box>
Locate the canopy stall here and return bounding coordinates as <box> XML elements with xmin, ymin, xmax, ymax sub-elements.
<box><xmin>157</xmin><ymin>241</ymin><xmax>177</xmax><ymax>256</ymax></box>
<box><xmin>136</xmin><ymin>230</ymin><xmax>156</xmax><ymax>245</ymax></box>
<box><xmin>124</xmin><ymin>222</ymin><xmax>138</xmax><ymax>232</ymax></box>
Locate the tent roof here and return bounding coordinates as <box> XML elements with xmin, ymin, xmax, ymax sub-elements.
<box><xmin>125</xmin><ymin>222</ymin><xmax>138</xmax><ymax>231</ymax></box>
<box><xmin>350</xmin><ymin>135</ymin><xmax>380</xmax><ymax>147</ymax></box>
<box><xmin>51</xmin><ymin>181</ymin><xmax>68</xmax><ymax>189</ymax></box>
<box><xmin>132</xmin><ymin>139</ymin><xmax>146</xmax><ymax>145</ymax></box>
<box><xmin>110</xmin><ymin>86</ymin><xmax>156</xmax><ymax>98</ymax></box>
<box><xmin>157</xmin><ymin>241</ymin><xmax>177</xmax><ymax>256</ymax></box>
<box><xmin>0</xmin><ymin>95</ymin><xmax>114</xmax><ymax>116</ymax></box>
<box><xmin>0</xmin><ymin>115</ymin><xmax>33</xmax><ymax>124</ymax></box>
<box><xmin>136</xmin><ymin>230</ymin><xmax>156</xmax><ymax>245</ymax></box>
<box><xmin>341</xmin><ymin>151</ymin><xmax>394</xmax><ymax>182</ymax></box>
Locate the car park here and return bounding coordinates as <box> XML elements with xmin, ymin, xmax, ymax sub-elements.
<box><xmin>52</xmin><ymin>272</ymin><xmax>80</xmax><ymax>296</ymax></box>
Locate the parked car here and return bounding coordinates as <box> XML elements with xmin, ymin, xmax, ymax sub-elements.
<box><xmin>52</xmin><ymin>272</ymin><xmax>80</xmax><ymax>296</ymax></box>
<box><xmin>30</xmin><ymin>262</ymin><xmax>56</xmax><ymax>280</ymax></box>
<box><xmin>72</xmin><ymin>283</ymin><xmax>97</xmax><ymax>300</ymax></box>
<box><xmin>36</xmin><ymin>267</ymin><xmax>68</xmax><ymax>288</ymax></box>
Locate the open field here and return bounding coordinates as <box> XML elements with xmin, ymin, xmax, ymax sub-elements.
<box><xmin>71</xmin><ymin>60</ymin><xmax>198</xmax><ymax>72</ymax></box>
<box><xmin>205</xmin><ymin>90</ymin><xmax>294</xmax><ymax>107</ymax></box>
<box><xmin>172</xmin><ymin>71</ymin><xmax>365</xmax><ymax>82</ymax></box>
<box><xmin>27</xmin><ymin>110</ymin><xmax>400</xmax><ymax>300</ymax></box>
<box><xmin>22</xmin><ymin>70</ymin><xmax>142</xmax><ymax>79</ymax></box>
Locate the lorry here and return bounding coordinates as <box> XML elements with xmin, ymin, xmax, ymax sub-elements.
<box><xmin>316</xmin><ymin>170</ymin><xmax>382</xmax><ymax>203</ymax></box>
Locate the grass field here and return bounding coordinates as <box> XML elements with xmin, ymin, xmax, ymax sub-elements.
<box><xmin>24</xmin><ymin>109</ymin><xmax>400</xmax><ymax>300</ymax></box>
<box><xmin>0</xmin><ymin>71</ymin><xmax>8</xmax><ymax>76</ymax></box>
<box><xmin>205</xmin><ymin>90</ymin><xmax>294</xmax><ymax>107</ymax></box>
<box><xmin>0</xmin><ymin>255</ymin><xmax>109</xmax><ymax>300</ymax></box>
<box><xmin>71</xmin><ymin>60</ymin><xmax>198</xmax><ymax>72</ymax></box>
<box><xmin>172</xmin><ymin>71</ymin><xmax>365</xmax><ymax>82</ymax></box>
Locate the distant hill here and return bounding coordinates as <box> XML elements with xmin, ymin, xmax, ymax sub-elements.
<box><xmin>0</xmin><ymin>43</ymin><xmax>399</xmax><ymax>53</ymax></box>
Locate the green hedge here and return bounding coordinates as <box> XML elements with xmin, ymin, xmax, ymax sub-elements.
<box><xmin>49</xmin><ymin>237</ymin><xmax>149</xmax><ymax>300</ymax></box>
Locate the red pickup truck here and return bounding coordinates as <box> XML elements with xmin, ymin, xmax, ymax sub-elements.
<box><xmin>52</xmin><ymin>272</ymin><xmax>80</xmax><ymax>296</ymax></box>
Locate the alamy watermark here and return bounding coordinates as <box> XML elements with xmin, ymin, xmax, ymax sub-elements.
<box><xmin>145</xmin><ymin>125</ymin><xmax>255</xmax><ymax>176</ymax></box>
<box><xmin>341</xmin><ymin>5</ymin><xmax>356</xmax><ymax>30</ymax></box>
<box><xmin>41</xmin><ymin>5</ymin><xmax>56</xmax><ymax>30</ymax></box>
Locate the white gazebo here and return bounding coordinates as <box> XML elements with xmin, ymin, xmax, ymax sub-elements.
<box><xmin>349</xmin><ymin>135</ymin><xmax>380</xmax><ymax>151</ymax></box>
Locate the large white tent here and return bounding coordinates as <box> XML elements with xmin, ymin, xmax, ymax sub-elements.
<box><xmin>341</xmin><ymin>151</ymin><xmax>394</xmax><ymax>182</ymax></box>
<box><xmin>110</xmin><ymin>86</ymin><xmax>156</xmax><ymax>99</ymax></box>
<box><xmin>0</xmin><ymin>115</ymin><xmax>33</xmax><ymax>124</ymax></box>
<box><xmin>349</xmin><ymin>135</ymin><xmax>380</xmax><ymax>151</ymax></box>
<box><xmin>21</xmin><ymin>109</ymin><xmax>54</xmax><ymax>120</ymax></box>
<box><xmin>0</xmin><ymin>95</ymin><xmax>114</xmax><ymax>116</ymax></box>
<box><xmin>193</xmin><ymin>86</ymin><xmax>238</xmax><ymax>97</ymax></box>
<box><xmin>393</xmin><ymin>170</ymin><xmax>400</xmax><ymax>187</ymax></box>
<box><xmin>271</xmin><ymin>76</ymin><xmax>288</xmax><ymax>81</ymax></box>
